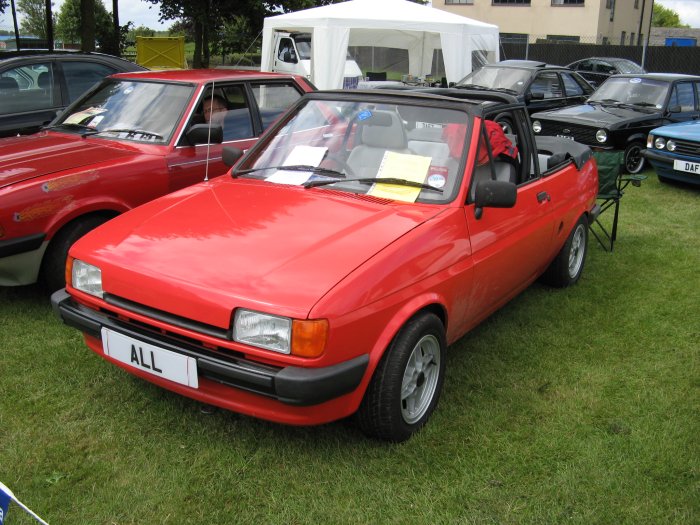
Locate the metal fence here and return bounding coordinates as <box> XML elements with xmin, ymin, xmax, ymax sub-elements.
<box><xmin>348</xmin><ymin>39</ymin><xmax>700</xmax><ymax>80</ymax></box>
<box><xmin>500</xmin><ymin>38</ymin><xmax>700</xmax><ymax>75</ymax></box>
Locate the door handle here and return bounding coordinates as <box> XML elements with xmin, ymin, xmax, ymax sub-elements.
<box><xmin>537</xmin><ymin>191</ymin><xmax>551</xmax><ymax>203</ymax></box>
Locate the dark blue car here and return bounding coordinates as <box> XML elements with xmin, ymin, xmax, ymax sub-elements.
<box><xmin>644</xmin><ymin>121</ymin><xmax>700</xmax><ymax>186</ymax></box>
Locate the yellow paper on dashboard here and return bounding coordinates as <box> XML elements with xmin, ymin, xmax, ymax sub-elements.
<box><xmin>369</xmin><ymin>151</ymin><xmax>432</xmax><ymax>202</ymax></box>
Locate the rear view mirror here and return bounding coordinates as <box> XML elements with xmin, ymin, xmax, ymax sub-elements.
<box><xmin>474</xmin><ymin>179</ymin><xmax>516</xmax><ymax>214</ymax></box>
<box><xmin>222</xmin><ymin>147</ymin><xmax>244</xmax><ymax>167</ymax></box>
<box><xmin>186</xmin><ymin>123</ymin><xmax>223</xmax><ymax>145</ymax></box>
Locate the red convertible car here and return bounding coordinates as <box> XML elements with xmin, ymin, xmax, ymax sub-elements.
<box><xmin>0</xmin><ymin>68</ymin><xmax>314</xmax><ymax>290</ymax></box>
<box><xmin>53</xmin><ymin>89</ymin><xmax>599</xmax><ymax>442</ymax></box>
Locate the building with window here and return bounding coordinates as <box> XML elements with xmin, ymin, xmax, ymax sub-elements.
<box><xmin>437</xmin><ymin>0</ymin><xmax>653</xmax><ymax>46</ymax></box>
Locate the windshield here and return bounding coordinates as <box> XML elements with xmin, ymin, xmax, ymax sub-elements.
<box><xmin>54</xmin><ymin>79</ymin><xmax>194</xmax><ymax>144</ymax></box>
<box><xmin>237</xmin><ymin>99</ymin><xmax>470</xmax><ymax>204</ymax></box>
<box><xmin>456</xmin><ymin>66</ymin><xmax>531</xmax><ymax>94</ymax></box>
<box><xmin>295</xmin><ymin>38</ymin><xmax>312</xmax><ymax>60</ymax></box>
<box><xmin>588</xmin><ymin>77</ymin><xmax>668</xmax><ymax>108</ymax></box>
<box><xmin>294</xmin><ymin>37</ymin><xmax>353</xmax><ymax>61</ymax></box>
<box><xmin>612</xmin><ymin>60</ymin><xmax>645</xmax><ymax>74</ymax></box>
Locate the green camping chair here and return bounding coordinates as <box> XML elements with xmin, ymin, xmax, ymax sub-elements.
<box><xmin>590</xmin><ymin>150</ymin><xmax>647</xmax><ymax>251</ymax></box>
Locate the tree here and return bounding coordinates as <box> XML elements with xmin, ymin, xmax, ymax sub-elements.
<box><xmin>652</xmin><ymin>3</ymin><xmax>688</xmax><ymax>28</ymax></box>
<box><xmin>55</xmin><ymin>0</ymin><xmax>110</xmax><ymax>49</ymax></box>
<box><xmin>17</xmin><ymin>0</ymin><xmax>51</xmax><ymax>38</ymax></box>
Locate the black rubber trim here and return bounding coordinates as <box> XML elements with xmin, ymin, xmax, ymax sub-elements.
<box><xmin>0</xmin><ymin>233</ymin><xmax>45</xmax><ymax>258</ymax></box>
<box><xmin>51</xmin><ymin>290</ymin><xmax>369</xmax><ymax>406</ymax></box>
<box><xmin>104</xmin><ymin>293</ymin><xmax>231</xmax><ymax>340</ymax></box>
<box><xmin>641</xmin><ymin>149</ymin><xmax>671</xmax><ymax>163</ymax></box>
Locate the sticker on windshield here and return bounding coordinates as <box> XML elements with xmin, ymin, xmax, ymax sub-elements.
<box><xmin>357</xmin><ymin>110</ymin><xmax>372</xmax><ymax>121</ymax></box>
<box><xmin>630</xmin><ymin>78</ymin><xmax>642</xmax><ymax>84</ymax></box>
<box><xmin>427</xmin><ymin>169</ymin><xmax>447</xmax><ymax>189</ymax></box>
<box><xmin>123</xmin><ymin>86</ymin><xmax>134</xmax><ymax>94</ymax></box>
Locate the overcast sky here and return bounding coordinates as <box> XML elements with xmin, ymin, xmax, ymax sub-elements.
<box><xmin>3</xmin><ymin>0</ymin><xmax>700</xmax><ymax>32</ymax></box>
<box><xmin>656</xmin><ymin>0</ymin><xmax>700</xmax><ymax>28</ymax></box>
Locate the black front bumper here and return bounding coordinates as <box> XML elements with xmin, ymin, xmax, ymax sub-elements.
<box><xmin>51</xmin><ymin>289</ymin><xmax>368</xmax><ymax>406</ymax></box>
<box><xmin>0</xmin><ymin>233</ymin><xmax>45</xmax><ymax>259</ymax></box>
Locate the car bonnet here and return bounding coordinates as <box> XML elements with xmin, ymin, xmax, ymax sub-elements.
<box><xmin>72</xmin><ymin>177</ymin><xmax>444</xmax><ymax>327</ymax></box>
<box><xmin>0</xmin><ymin>133</ymin><xmax>139</xmax><ymax>189</ymax></box>
<box><xmin>534</xmin><ymin>103</ymin><xmax>659</xmax><ymax>127</ymax></box>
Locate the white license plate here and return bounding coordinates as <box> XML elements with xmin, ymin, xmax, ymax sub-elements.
<box><xmin>673</xmin><ymin>159</ymin><xmax>700</xmax><ymax>174</ymax></box>
<box><xmin>101</xmin><ymin>328</ymin><xmax>199</xmax><ymax>388</ymax></box>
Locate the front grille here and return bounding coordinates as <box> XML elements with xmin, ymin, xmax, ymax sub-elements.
<box><xmin>671</xmin><ymin>139</ymin><xmax>700</xmax><ymax>159</ymax></box>
<box><xmin>538</xmin><ymin>121</ymin><xmax>599</xmax><ymax>146</ymax></box>
<box><xmin>105</xmin><ymin>293</ymin><xmax>231</xmax><ymax>340</ymax></box>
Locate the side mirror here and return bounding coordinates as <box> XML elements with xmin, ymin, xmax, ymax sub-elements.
<box><xmin>283</xmin><ymin>51</ymin><xmax>297</xmax><ymax>63</ymax></box>
<box><xmin>527</xmin><ymin>91</ymin><xmax>545</xmax><ymax>101</ymax></box>
<box><xmin>222</xmin><ymin>146</ymin><xmax>244</xmax><ymax>167</ymax></box>
<box><xmin>186</xmin><ymin>123</ymin><xmax>223</xmax><ymax>145</ymax></box>
<box><xmin>474</xmin><ymin>179</ymin><xmax>516</xmax><ymax>219</ymax></box>
<box><xmin>668</xmin><ymin>105</ymin><xmax>682</xmax><ymax>114</ymax></box>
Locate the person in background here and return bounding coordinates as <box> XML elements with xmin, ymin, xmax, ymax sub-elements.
<box><xmin>203</xmin><ymin>95</ymin><xmax>227</xmax><ymax>125</ymax></box>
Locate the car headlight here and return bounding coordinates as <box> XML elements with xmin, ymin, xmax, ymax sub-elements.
<box><xmin>233</xmin><ymin>309</ymin><xmax>328</xmax><ymax>357</ymax></box>
<box><xmin>532</xmin><ymin>120</ymin><xmax>542</xmax><ymax>133</ymax></box>
<box><xmin>667</xmin><ymin>140</ymin><xmax>677</xmax><ymax>152</ymax></box>
<box><xmin>595</xmin><ymin>129</ymin><xmax>608</xmax><ymax>143</ymax></box>
<box><xmin>70</xmin><ymin>258</ymin><xmax>103</xmax><ymax>298</ymax></box>
<box><xmin>654</xmin><ymin>137</ymin><xmax>666</xmax><ymax>150</ymax></box>
<box><xmin>234</xmin><ymin>309</ymin><xmax>292</xmax><ymax>353</ymax></box>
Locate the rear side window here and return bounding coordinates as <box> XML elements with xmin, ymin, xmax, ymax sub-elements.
<box><xmin>251</xmin><ymin>83</ymin><xmax>303</xmax><ymax>130</ymax></box>
<box><xmin>0</xmin><ymin>62</ymin><xmax>56</xmax><ymax>115</ymax></box>
<box><xmin>62</xmin><ymin>61</ymin><xmax>117</xmax><ymax>102</ymax></box>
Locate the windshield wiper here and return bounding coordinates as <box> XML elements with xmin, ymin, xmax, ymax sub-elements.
<box><xmin>303</xmin><ymin>176</ymin><xmax>442</xmax><ymax>193</ymax></box>
<box><xmin>43</xmin><ymin>122</ymin><xmax>93</xmax><ymax>132</ymax></box>
<box><xmin>455</xmin><ymin>83</ymin><xmax>490</xmax><ymax>90</ymax></box>
<box><xmin>590</xmin><ymin>98</ymin><xmax>621</xmax><ymax>106</ymax></box>
<box><xmin>232</xmin><ymin>164</ymin><xmax>346</xmax><ymax>179</ymax></box>
<box><xmin>81</xmin><ymin>128</ymin><xmax>164</xmax><ymax>139</ymax></box>
<box><xmin>492</xmin><ymin>87</ymin><xmax>518</xmax><ymax>94</ymax></box>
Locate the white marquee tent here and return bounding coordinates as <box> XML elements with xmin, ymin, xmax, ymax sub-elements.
<box><xmin>261</xmin><ymin>0</ymin><xmax>500</xmax><ymax>90</ymax></box>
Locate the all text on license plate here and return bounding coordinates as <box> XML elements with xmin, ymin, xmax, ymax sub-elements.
<box><xmin>673</xmin><ymin>159</ymin><xmax>700</xmax><ymax>174</ymax></box>
<box><xmin>101</xmin><ymin>327</ymin><xmax>199</xmax><ymax>388</ymax></box>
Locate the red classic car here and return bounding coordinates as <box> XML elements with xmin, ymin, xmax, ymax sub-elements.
<box><xmin>53</xmin><ymin>89</ymin><xmax>599</xmax><ymax>442</ymax></box>
<box><xmin>0</xmin><ymin>69</ymin><xmax>314</xmax><ymax>290</ymax></box>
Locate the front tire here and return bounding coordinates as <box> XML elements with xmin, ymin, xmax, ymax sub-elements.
<box><xmin>40</xmin><ymin>216</ymin><xmax>109</xmax><ymax>292</ymax></box>
<box><xmin>357</xmin><ymin>312</ymin><xmax>446</xmax><ymax>442</ymax></box>
<box><xmin>540</xmin><ymin>215</ymin><xmax>588</xmax><ymax>288</ymax></box>
<box><xmin>624</xmin><ymin>141</ymin><xmax>645</xmax><ymax>174</ymax></box>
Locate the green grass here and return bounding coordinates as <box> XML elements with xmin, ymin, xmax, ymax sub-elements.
<box><xmin>1</xmin><ymin>172</ymin><xmax>698</xmax><ymax>524</ymax></box>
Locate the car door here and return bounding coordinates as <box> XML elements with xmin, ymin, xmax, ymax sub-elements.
<box><xmin>273</xmin><ymin>37</ymin><xmax>300</xmax><ymax>75</ymax></box>
<box><xmin>0</xmin><ymin>59</ymin><xmax>60</xmax><ymax>136</ymax></box>
<box><xmin>665</xmin><ymin>81</ymin><xmax>700</xmax><ymax>123</ymax></box>
<box><xmin>166</xmin><ymin>80</ymin><xmax>305</xmax><ymax>192</ymax></box>
<box><xmin>526</xmin><ymin>71</ymin><xmax>567</xmax><ymax>113</ymax></box>
<box><xmin>462</xmin><ymin>107</ymin><xmax>555</xmax><ymax>323</ymax></box>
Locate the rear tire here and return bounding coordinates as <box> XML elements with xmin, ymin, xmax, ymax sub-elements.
<box><xmin>540</xmin><ymin>215</ymin><xmax>588</xmax><ymax>288</ymax></box>
<box><xmin>356</xmin><ymin>312</ymin><xmax>446</xmax><ymax>442</ymax></box>
<box><xmin>40</xmin><ymin>216</ymin><xmax>109</xmax><ymax>292</ymax></box>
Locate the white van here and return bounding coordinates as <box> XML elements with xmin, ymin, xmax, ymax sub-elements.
<box><xmin>270</xmin><ymin>32</ymin><xmax>363</xmax><ymax>89</ymax></box>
